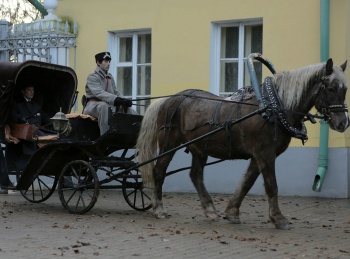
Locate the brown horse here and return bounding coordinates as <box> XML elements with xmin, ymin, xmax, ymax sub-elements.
<box><xmin>136</xmin><ymin>59</ymin><xmax>348</xmax><ymax>230</ymax></box>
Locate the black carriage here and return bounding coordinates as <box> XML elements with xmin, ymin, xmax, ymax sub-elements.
<box><xmin>0</xmin><ymin>60</ymin><xmax>151</xmax><ymax>214</ymax></box>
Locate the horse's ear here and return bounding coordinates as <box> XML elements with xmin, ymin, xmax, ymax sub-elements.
<box><xmin>326</xmin><ymin>58</ymin><xmax>333</xmax><ymax>75</ymax></box>
<box><xmin>340</xmin><ymin>60</ymin><xmax>347</xmax><ymax>72</ymax></box>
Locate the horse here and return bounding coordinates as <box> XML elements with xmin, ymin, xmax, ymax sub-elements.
<box><xmin>136</xmin><ymin>58</ymin><xmax>348</xmax><ymax>230</ymax></box>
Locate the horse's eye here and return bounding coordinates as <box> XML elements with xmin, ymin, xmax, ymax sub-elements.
<box><xmin>327</xmin><ymin>87</ymin><xmax>336</xmax><ymax>93</ymax></box>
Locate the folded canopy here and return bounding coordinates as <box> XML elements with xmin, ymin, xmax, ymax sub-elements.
<box><xmin>0</xmin><ymin>60</ymin><xmax>78</xmax><ymax>126</ymax></box>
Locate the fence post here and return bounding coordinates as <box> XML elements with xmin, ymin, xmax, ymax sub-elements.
<box><xmin>0</xmin><ymin>20</ymin><xmax>9</xmax><ymax>62</ymax></box>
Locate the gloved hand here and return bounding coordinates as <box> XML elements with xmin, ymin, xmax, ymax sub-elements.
<box><xmin>114</xmin><ymin>97</ymin><xmax>133</xmax><ymax>107</ymax></box>
<box><xmin>123</xmin><ymin>99</ymin><xmax>133</xmax><ymax>107</ymax></box>
<box><xmin>114</xmin><ymin>97</ymin><xmax>124</xmax><ymax>106</ymax></box>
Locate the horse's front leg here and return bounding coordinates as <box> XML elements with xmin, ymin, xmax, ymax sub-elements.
<box><xmin>225</xmin><ymin>158</ymin><xmax>260</xmax><ymax>224</ymax></box>
<box><xmin>260</xmin><ymin>160</ymin><xmax>291</xmax><ymax>230</ymax></box>
<box><xmin>190</xmin><ymin>153</ymin><xmax>217</xmax><ymax>219</ymax></box>
<box><xmin>152</xmin><ymin>152</ymin><xmax>174</xmax><ymax>219</ymax></box>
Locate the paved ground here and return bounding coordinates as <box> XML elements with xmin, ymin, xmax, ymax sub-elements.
<box><xmin>0</xmin><ymin>190</ymin><xmax>350</xmax><ymax>259</ymax></box>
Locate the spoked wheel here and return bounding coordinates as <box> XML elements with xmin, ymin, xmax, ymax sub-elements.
<box><xmin>122</xmin><ymin>169</ymin><xmax>152</xmax><ymax>211</ymax></box>
<box><xmin>17</xmin><ymin>174</ymin><xmax>58</xmax><ymax>203</ymax></box>
<box><xmin>58</xmin><ymin>160</ymin><xmax>99</xmax><ymax>214</ymax></box>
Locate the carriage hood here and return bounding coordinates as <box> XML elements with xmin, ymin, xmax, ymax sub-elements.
<box><xmin>0</xmin><ymin>60</ymin><xmax>78</xmax><ymax>125</ymax></box>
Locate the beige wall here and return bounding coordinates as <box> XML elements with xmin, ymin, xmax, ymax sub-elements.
<box><xmin>56</xmin><ymin>0</ymin><xmax>350</xmax><ymax>147</ymax></box>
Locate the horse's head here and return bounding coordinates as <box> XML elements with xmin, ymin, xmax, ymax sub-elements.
<box><xmin>314</xmin><ymin>58</ymin><xmax>349</xmax><ymax>132</ymax></box>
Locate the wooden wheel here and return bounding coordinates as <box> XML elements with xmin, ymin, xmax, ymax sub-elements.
<box><xmin>104</xmin><ymin>148</ymin><xmax>152</xmax><ymax>211</ymax></box>
<box><xmin>122</xmin><ymin>169</ymin><xmax>152</xmax><ymax>211</ymax></box>
<box><xmin>17</xmin><ymin>174</ymin><xmax>58</xmax><ymax>203</ymax></box>
<box><xmin>58</xmin><ymin>160</ymin><xmax>99</xmax><ymax>214</ymax></box>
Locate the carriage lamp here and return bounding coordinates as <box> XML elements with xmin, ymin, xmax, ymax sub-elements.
<box><xmin>51</xmin><ymin>108</ymin><xmax>69</xmax><ymax>133</ymax></box>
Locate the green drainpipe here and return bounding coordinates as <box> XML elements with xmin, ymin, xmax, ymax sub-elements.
<box><xmin>312</xmin><ymin>0</ymin><xmax>330</xmax><ymax>192</ymax></box>
<box><xmin>27</xmin><ymin>0</ymin><xmax>48</xmax><ymax>16</ymax></box>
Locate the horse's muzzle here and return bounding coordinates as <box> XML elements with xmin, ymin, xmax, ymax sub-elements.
<box><xmin>328</xmin><ymin>112</ymin><xmax>349</xmax><ymax>132</ymax></box>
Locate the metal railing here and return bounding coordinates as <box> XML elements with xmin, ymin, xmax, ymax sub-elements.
<box><xmin>0</xmin><ymin>19</ymin><xmax>77</xmax><ymax>68</ymax></box>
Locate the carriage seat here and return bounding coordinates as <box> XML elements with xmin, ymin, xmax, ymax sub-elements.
<box><xmin>66</xmin><ymin>113</ymin><xmax>98</xmax><ymax>121</ymax></box>
<box><xmin>64</xmin><ymin>113</ymin><xmax>100</xmax><ymax>141</ymax></box>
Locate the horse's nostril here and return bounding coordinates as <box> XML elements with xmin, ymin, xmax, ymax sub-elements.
<box><xmin>338</xmin><ymin>120</ymin><xmax>349</xmax><ymax>132</ymax></box>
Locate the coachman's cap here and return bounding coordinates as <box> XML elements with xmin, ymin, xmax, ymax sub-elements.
<box><xmin>95</xmin><ymin>52</ymin><xmax>111</xmax><ymax>62</ymax></box>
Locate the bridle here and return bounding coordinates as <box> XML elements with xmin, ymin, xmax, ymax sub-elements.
<box><xmin>316</xmin><ymin>75</ymin><xmax>348</xmax><ymax>122</ymax></box>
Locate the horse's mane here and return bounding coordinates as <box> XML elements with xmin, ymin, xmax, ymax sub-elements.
<box><xmin>273</xmin><ymin>63</ymin><xmax>325</xmax><ymax>110</ymax></box>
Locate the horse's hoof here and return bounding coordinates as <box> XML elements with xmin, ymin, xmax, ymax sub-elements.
<box><xmin>226</xmin><ymin>215</ymin><xmax>241</xmax><ymax>224</ymax></box>
<box><xmin>205</xmin><ymin>210</ymin><xmax>218</xmax><ymax>219</ymax></box>
<box><xmin>274</xmin><ymin>221</ymin><xmax>291</xmax><ymax>230</ymax></box>
<box><xmin>272</xmin><ymin>215</ymin><xmax>291</xmax><ymax>230</ymax></box>
<box><xmin>154</xmin><ymin>212</ymin><xmax>168</xmax><ymax>219</ymax></box>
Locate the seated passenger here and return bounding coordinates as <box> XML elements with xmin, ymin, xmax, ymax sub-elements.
<box><xmin>83</xmin><ymin>51</ymin><xmax>138</xmax><ymax>135</ymax></box>
<box><xmin>12</xmin><ymin>85</ymin><xmax>51</xmax><ymax>129</ymax></box>
<box><xmin>11</xmin><ymin>84</ymin><xmax>51</xmax><ymax>155</ymax></box>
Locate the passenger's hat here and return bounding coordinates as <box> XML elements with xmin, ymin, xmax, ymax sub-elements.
<box><xmin>20</xmin><ymin>84</ymin><xmax>35</xmax><ymax>90</ymax></box>
<box><xmin>95</xmin><ymin>52</ymin><xmax>111</xmax><ymax>62</ymax></box>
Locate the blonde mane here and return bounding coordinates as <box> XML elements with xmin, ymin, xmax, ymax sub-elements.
<box><xmin>273</xmin><ymin>63</ymin><xmax>325</xmax><ymax>110</ymax></box>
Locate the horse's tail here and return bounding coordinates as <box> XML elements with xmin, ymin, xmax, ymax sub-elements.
<box><xmin>136</xmin><ymin>98</ymin><xmax>167</xmax><ymax>188</ymax></box>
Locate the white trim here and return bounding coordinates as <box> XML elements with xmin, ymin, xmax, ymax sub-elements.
<box><xmin>210</xmin><ymin>19</ymin><xmax>262</xmax><ymax>95</ymax></box>
<box><xmin>108</xmin><ymin>29</ymin><xmax>151</xmax><ymax>114</ymax></box>
<box><xmin>108</xmin><ymin>29</ymin><xmax>151</xmax><ymax>84</ymax></box>
<box><xmin>238</xmin><ymin>23</ymin><xmax>245</xmax><ymax>89</ymax></box>
<box><xmin>210</xmin><ymin>23</ymin><xmax>220</xmax><ymax>95</ymax></box>
<box><xmin>131</xmin><ymin>34</ymin><xmax>138</xmax><ymax>100</ymax></box>
<box><xmin>108</xmin><ymin>31</ymin><xmax>117</xmax><ymax>79</ymax></box>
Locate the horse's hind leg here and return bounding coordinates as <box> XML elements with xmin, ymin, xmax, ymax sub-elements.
<box><xmin>225</xmin><ymin>159</ymin><xmax>260</xmax><ymax>224</ymax></box>
<box><xmin>152</xmin><ymin>152</ymin><xmax>175</xmax><ymax>219</ymax></box>
<box><xmin>190</xmin><ymin>153</ymin><xmax>217</xmax><ymax>219</ymax></box>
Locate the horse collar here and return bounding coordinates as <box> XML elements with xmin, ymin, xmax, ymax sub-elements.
<box><xmin>260</xmin><ymin>77</ymin><xmax>308</xmax><ymax>143</ymax></box>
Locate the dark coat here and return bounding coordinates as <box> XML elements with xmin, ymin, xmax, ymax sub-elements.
<box><xmin>11</xmin><ymin>98</ymin><xmax>51</xmax><ymax>155</ymax></box>
<box><xmin>12</xmin><ymin>98</ymin><xmax>51</xmax><ymax>127</ymax></box>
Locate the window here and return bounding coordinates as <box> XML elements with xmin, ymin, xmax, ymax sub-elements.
<box><xmin>210</xmin><ymin>20</ymin><xmax>263</xmax><ymax>96</ymax></box>
<box><xmin>109</xmin><ymin>30</ymin><xmax>151</xmax><ymax>114</ymax></box>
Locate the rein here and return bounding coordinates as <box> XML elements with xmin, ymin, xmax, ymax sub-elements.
<box><xmin>131</xmin><ymin>93</ymin><xmax>259</xmax><ymax>107</ymax></box>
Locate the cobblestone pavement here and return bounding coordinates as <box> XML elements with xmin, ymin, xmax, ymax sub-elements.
<box><xmin>1</xmin><ymin>190</ymin><xmax>350</xmax><ymax>259</ymax></box>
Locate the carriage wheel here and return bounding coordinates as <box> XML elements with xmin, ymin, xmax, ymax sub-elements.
<box><xmin>58</xmin><ymin>160</ymin><xmax>99</xmax><ymax>214</ymax></box>
<box><xmin>16</xmin><ymin>174</ymin><xmax>58</xmax><ymax>203</ymax></box>
<box><xmin>122</xmin><ymin>169</ymin><xmax>152</xmax><ymax>211</ymax></box>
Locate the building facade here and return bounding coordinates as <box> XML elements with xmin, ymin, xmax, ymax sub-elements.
<box><xmin>55</xmin><ymin>0</ymin><xmax>350</xmax><ymax>197</ymax></box>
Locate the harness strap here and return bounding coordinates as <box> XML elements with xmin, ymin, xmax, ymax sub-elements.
<box><xmin>187</xmin><ymin>101</ymin><xmax>222</xmax><ymax>131</ymax></box>
<box><xmin>160</xmin><ymin>89</ymin><xmax>200</xmax><ymax>131</ymax></box>
<box><xmin>159</xmin><ymin>89</ymin><xmax>199</xmax><ymax>154</ymax></box>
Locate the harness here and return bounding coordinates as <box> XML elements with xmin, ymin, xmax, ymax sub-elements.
<box><xmin>260</xmin><ymin>76</ymin><xmax>308</xmax><ymax>143</ymax></box>
<box><xmin>246</xmin><ymin>53</ymin><xmax>348</xmax><ymax>144</ymax></box>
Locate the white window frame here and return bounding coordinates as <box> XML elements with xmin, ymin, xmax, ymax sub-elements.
<box><xmin>108</xmin><ymin>29</ymin><xmax>151</xmax><ymax>102</ymax></box>
<box><xmin>210</xmin><ymin>19</ymin><xmax>263</xmax><ymax>95</ymax></box>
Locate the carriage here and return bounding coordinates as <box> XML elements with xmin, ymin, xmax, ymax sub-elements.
<box><xmin>0</xmin><ymin>55</ymin><xmax>348</xmax><ymax>230</ymax></box>
<box><xmin>0</xmin><ymin>60</ymin><xmax>152</xmax><ymax>214</ymax></box>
